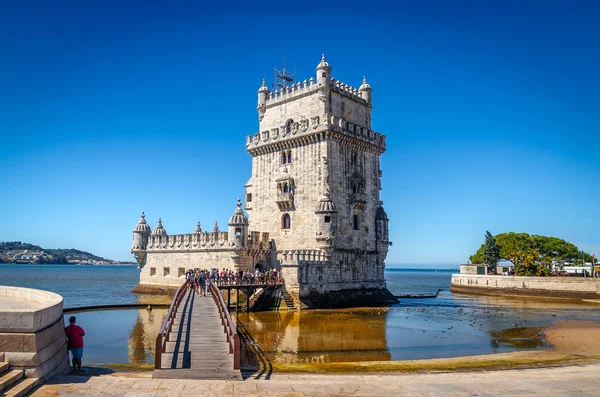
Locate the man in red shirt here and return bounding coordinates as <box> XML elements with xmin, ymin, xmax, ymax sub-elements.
<box><xmin>65</xmin><ymin>316</ymin><xmax>85</xmax><ymax>373</ymax></box>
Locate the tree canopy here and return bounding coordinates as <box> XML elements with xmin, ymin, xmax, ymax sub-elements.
<box><xmin>470</xmin><ymin>232</ymin><xmax>585</xmax><ymax>276</ymax></box>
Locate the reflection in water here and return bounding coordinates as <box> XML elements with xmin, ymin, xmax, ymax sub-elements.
<box><xmin>237</xmin><ymin>308</ymin><xmax>391</xmax><ymax>365</ymax></box>
<box><xmin>128</xmin><ymin>309</ymin><xmax>163</xmax><ymax>364</ymax></box>
<box><xmin>67</xmin><ymin>308</ymin><xmax>166</xmax><ymax>365</ymax></box>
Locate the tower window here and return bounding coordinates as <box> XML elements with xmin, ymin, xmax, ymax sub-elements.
<box><xmin>246</xmin><ymin>193</ymin><xmax>252</xmax><ymax>202</ymax></box>
<box><xmin>353</xmin><ymin>215</ymin><xmax>359</xmax><ymax>231</ymax></box>
<box><xmin>351</xmin><ymin>152</ymin><xmax>358</xmax><ymax>164</ymax></box>
<box><xmin>163</xmin><ymin>267</ymin><xmax>170</xmax><ymax>277</ymax></box>
<box><xmin>283</xmin><ymin>182</ymin><xmax>289</xmax><ymax>193</ymax></box>
<box><xmin>281</xmin><ymin>151</ymin><xmax>287</xmax><ymax>164</ymax></box>
<box><xmin>235</xmin><ymin>228</ymin><xmax>242</xmax><ymax>236</ymax></box>
<box><xmin>324</xmin><ymin>216</ymin><xmax>331</xmax><ymax>223</ymax></box>
<box><xmin>282</xmin><ymin>214</ymin><xmax>291</xmax><ymax>229</ymax></box>
<box><xmin>287</xmin><ymin>151</ymin><xmax>292</xmax><ymax>164</ymax></box>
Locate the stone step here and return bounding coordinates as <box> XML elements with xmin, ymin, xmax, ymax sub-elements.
<box><xmin>0</xmin><ymin>370</ymin><xmax>24</xmax><ymax>393</ymax></box>
<box><xmin>0</xmin><ymin>362</ymin><xmax>9</xmax><ymax>374</ymax></box>
<box><xmin>3</xmin><ymin>377</ymin><xmax>40</xmax><ymax>397</ymax></box>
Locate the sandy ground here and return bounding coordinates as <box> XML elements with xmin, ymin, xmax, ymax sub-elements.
<box><xmin>545</xmin><ymin>321</ymin><xmax>600</xmax><ymax>356</ymax></box>
<box><xmin>29</xmin><ymin>321</ymin><xmax>600</xmax><ymax>396</ymax></box>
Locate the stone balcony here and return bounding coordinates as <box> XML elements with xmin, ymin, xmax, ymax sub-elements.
<box><xmin>276</xmin><ymin>192</ymin><xmax>294</xmax><ymax>210</ymax></box>
<box><xmin>351</xmin><ymin>192</ymin><xmax>367</xmax><ymax>209</ymax></box>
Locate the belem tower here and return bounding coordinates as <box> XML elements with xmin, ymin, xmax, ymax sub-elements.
<box><xmin>131</xmin><ymin>55</ymin><xmax>397</xmax><ymax>308</ymax></box>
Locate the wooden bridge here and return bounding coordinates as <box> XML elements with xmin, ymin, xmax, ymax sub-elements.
<box><xmin>152</xmin><ymin>280</ymin><xmax>286</xmax><ymax>380</ymax></box>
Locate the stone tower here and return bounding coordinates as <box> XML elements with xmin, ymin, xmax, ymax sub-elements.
<box><xmin>245</xmin><ymin>55</ymin><xmax>396</xmax><ymax>308</ymax></box>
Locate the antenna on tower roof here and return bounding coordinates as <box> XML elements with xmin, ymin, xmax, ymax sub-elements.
<box><xmin>273</xmin><ymin>58</ymin><xmax>296</xmax><ymax>90</ymax></box>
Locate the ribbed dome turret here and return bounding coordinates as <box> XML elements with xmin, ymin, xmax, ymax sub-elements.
<box><xmin>376</xmin><ymin>206</ymin><xmax>388</xmax><ymax>221</ymax></box>
<box><xmin>133</xmin><ymin>212</ymin><xmax>151</xmax><ymax>233</ymax></box>
<box><xmin>316</xmin><ymin>189</ymin><xmax>337</xmax><ymax>213</ymax></box>
<box><xmin>258</xmin><ymin>79</ymin><xmax>270</xmax><ymax>93</ymax></box>
<box><xmin>228</xmin><ymin>199</ymin><xmax>249</xmax><ymax>226</ymax></box>
<box><xmin>359</xmin><ymin>76</ymin><xmax>371</xmax><ymax>91</ymax></box>
<box><xmin>152</xmin><ymin>218</ymin><xmax>167</xmax><ymax>236</ymax></box>
<box><xmin>316</xmin><ymin>54</ymin><xmax>331</xmax><ymax>72</ymax></box>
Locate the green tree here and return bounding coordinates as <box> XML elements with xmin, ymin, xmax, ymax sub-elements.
<box><xmin>469</xmin><ymin>232</ymin><xmax>590</xmax><ymax>276</ymax></box>
<box><xmin>483</xmin><ymin>231</ymin><xmax>500</xmax><ymax>273</ymax></box>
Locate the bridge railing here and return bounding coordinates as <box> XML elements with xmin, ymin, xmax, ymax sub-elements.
<box><xmin>209</xmin><ymin>279</ymin><xmax>241</xmax><ymax>370</ymax></box>
<box><xmin>155</xmin><ymin>282</ymin><xmax>189</xmax><ymax>370</ymax></box>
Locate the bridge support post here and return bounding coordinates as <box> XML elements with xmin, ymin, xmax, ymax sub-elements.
<box><xmin>236</xmin><ymin>289</ymin><xmax>239</xmax><ymax>312</ymax></box>
<box><xmin>247</xmin><ymin>288</ymin><xmax>251</xmax><ymax>313</ymax></box>
<box><xmin>227</xmin><ymin>289</ymin><xmax>231</xmax><ymax>310</ymax></box>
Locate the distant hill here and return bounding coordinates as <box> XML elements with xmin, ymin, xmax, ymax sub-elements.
<box><xmin>0</xmin><ymin>241</ymin><xmax>133</xmax><ymax>265</ymax></box>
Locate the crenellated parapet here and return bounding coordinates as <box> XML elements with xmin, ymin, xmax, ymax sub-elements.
<box><xmin>147</xmin><ymin>231</ymin><xmax>230</xmax><ymax>251</ymax></box>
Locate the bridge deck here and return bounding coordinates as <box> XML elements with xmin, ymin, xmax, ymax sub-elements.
<box><xmin>153</xmin><ymin>289</ymin><xmax>242</xmax><ymax>380</ymax></box>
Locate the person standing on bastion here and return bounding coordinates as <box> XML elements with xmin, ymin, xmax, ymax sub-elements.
<box><xmin>65</xmin><ymin>316</ymin><xmax>86</xmax><ymax>373</ymax></box>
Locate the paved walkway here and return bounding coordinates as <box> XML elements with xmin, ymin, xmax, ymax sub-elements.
<box><xmin>32</xmin><ymin>363</ymin><xmax>600</xmax><ymax>396</ymax></box>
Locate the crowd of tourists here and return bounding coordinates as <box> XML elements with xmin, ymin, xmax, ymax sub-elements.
<box><xmin>185</xmin><ymin>268</ymin><xmax>281</xmax><ymax>294</ymax></box>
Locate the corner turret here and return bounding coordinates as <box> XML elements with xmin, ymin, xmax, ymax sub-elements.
<box><xmin>315</xmin><ymin>189</ymin><xmax>338</xmax><ymax>257</ymax></box>
<box><xmin>228</xmin><ymin>198</ymin><xmax>249</xmax><ymax>248</ymax></box>
<box><xmin>316</xmin><ymin>54</ymin><xmax>331</xmax><ymax>86</ymax></box>
<box><xmin>359</xmin><ymin>76</ymin><xmax>372</xmax><ymax>105</ymax></box>
<box><xmin>131</xmin><ymin>212</ymin><xmax>151</xmax><ymax>269</ymax></box>
<box><xmin>375</xmin><ymin>205</ymin><xmax>391</xmax><ymax>259</ymax></box>
<box><xmin>257</xmin><ymin>79</ymin><xmax>270</xmax><ymax>121</ymax></box>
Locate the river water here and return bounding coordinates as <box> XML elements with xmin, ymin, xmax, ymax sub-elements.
<box><xmin>1</xmin><ymin>264</ymin><xmax>599</xmax><ymax>366</ymax></box>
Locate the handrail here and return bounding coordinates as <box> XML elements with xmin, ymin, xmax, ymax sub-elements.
<box><xmin>209</xmin><ymin>279</ymin><xmax>241</xmax><ymax>370</ymax></box>
<box><xmin>154</xmin><ymin>282</ymin><xmax>189</xmax><ymax>369</ymax></box>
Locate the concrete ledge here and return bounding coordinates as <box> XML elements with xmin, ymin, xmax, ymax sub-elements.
<box><xmin>0</xmin><ymin>286</ymin><xmax>70</xmax><ymax>380</ymax></box>
<box><xmin>0</xmin><ymin>286</ymin><xmax>64</xmax><ymax>333</ymax></box>
<box><xmin>451</xmin><ymin>274</ymin><xmax>600</xmax><ymax>299</ymax></box>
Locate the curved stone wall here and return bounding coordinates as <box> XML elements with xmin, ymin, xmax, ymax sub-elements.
<box><xmin>0</xmin><ymin>286</ymin><xmax>70</xmax><ymax>380</ymax></box>
<box><xmin>451</xmin><ymin>274</ymin><xmax>600</xmax><ymax>299</ymax></box>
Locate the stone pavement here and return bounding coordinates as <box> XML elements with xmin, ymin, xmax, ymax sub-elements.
<box><xmin>31</xmin><ymin>363</ymin><xmax>600</xmax><ymax>396</ymax></box>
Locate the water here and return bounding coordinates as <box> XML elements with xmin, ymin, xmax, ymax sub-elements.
<box><xmin>63</xmin><ymin>308</ymin><xmax>167</xmax><ymax>366</ymax></box>
<box><xmin>0</xmin><ymin>264</ymin><xmax>158</xmax><ymax>308</ymax></box>
<box><xmin>3</xmin><ymin>264</ymin><xmax>600</xmax><ymax>366</ymax></box>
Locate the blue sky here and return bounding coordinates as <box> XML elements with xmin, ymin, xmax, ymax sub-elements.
<box><xmin>1</xmin><ymin>1</ymin><xmax>598</xmax><ymax>266</ymax></box>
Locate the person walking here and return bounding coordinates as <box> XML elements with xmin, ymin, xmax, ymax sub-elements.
<box><xmin>204</xmin><ymin>272</ymin><xmax>210</xmax><ymax>297</ymax></box>
<box><xmin>198</xmin><ymin>271</ymin><xmax>207</xmax><ymax>297</ymax></box>
<box><xmin>65</xmin><ymin>316</ymin><xmax>85</xmax><ymax>373</ymax></box>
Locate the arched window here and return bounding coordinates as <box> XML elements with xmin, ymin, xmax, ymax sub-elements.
<box><xmin>282</xmin><ymin>214</ymin><xmax>291</xmax><ymax>229</ymax></box>
<box><xmin>281</xmin><ymin>151</ymin><xmax>287</xmax><ymax>164</ymax></box>
<box><xmin>351</xmin><ymin>152</ymin><xmax>357</xmax><ymax>164</ymax></box>
<box><xmin>352</xmin><ymin>183</ymin><xmax>358</xmax><ymax>194</ymax></box>
<box><xmin>353</xmin><ymin>215</ymin><xmax>359</xmax><ymax>231</ymax></box>
<box><xmin>287</xmin><ymin>151</ymin><xmax>292</xmax><ymax>164</ymax></box>
<box><xmin>283</xmin><ymin>182</ymin><xmax>289</xmax><ymax>193</ymax></box>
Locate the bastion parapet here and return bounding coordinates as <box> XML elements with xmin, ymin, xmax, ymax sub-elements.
<box><xmin>0</xmin><ymin>286</ymin><xmax>70</xmax><ymax>380</ymax></box>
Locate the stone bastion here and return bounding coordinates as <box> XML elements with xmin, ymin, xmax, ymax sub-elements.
<box><xmin>0</xmin><ymin>286</ymin><xmax>70</xmax><ymax>379</ymax></box>
<box><xmin>451</xmin><ymin>274</ymin><xmax>600</xmax><ymax>299</ymax></box>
